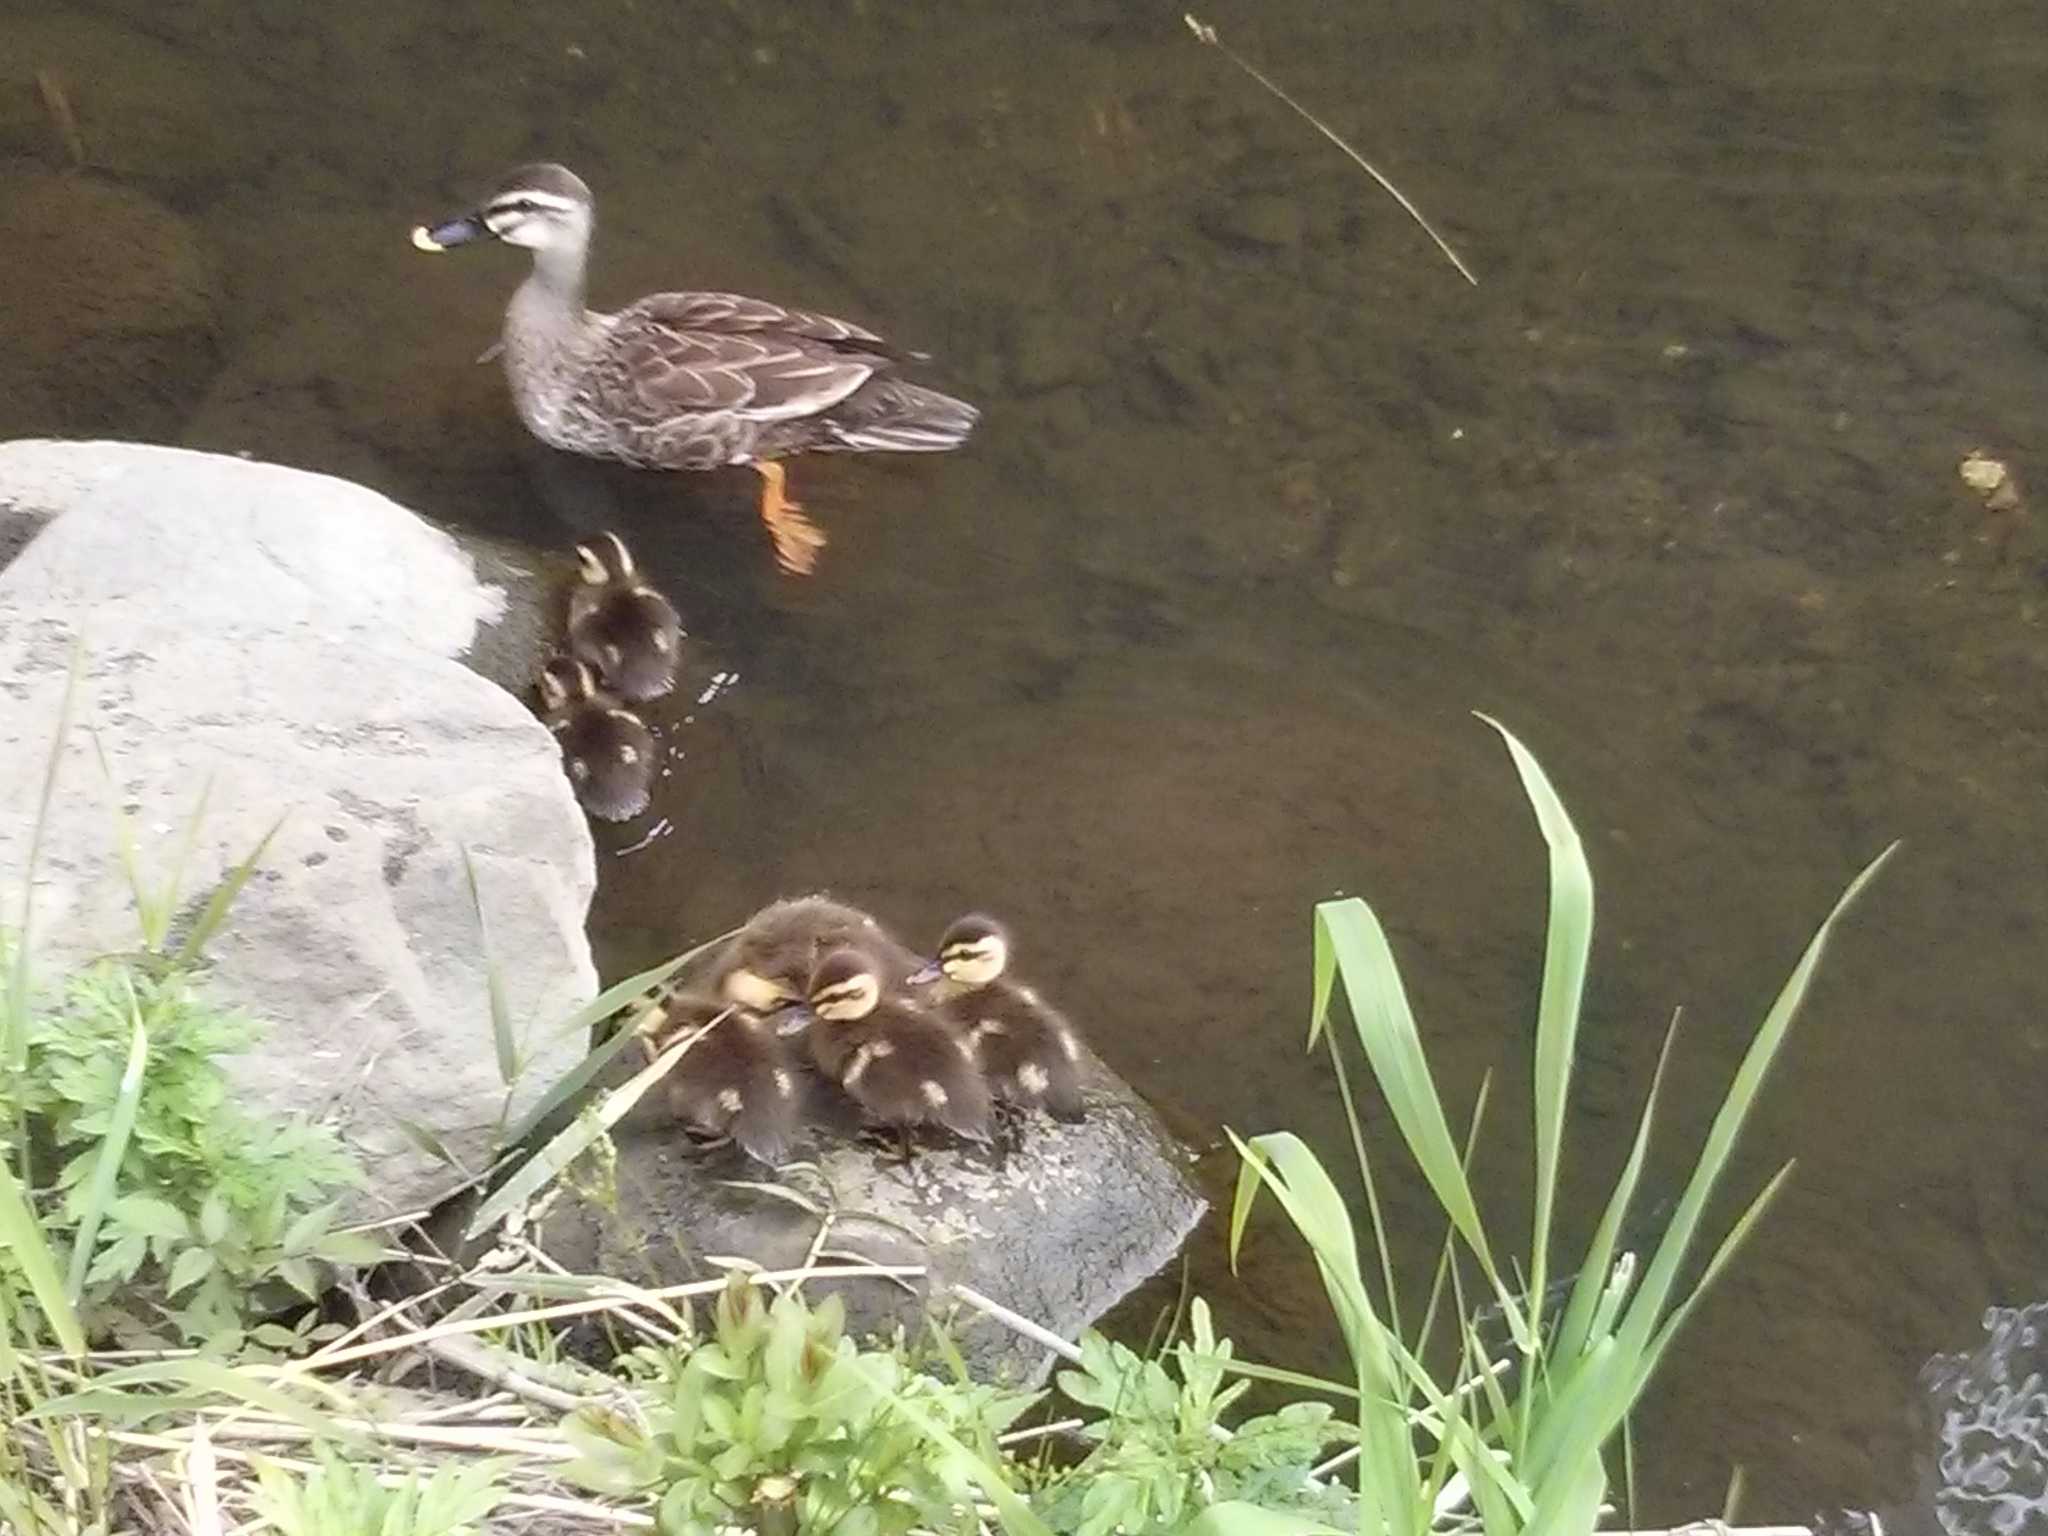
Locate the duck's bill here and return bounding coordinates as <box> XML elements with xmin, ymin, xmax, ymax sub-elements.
<box><xmin>411</xmin><ymin>213</ymin><xmax>489</xmax><ymax>252</ymax></box>
<box><xmin>905</xmin><ymin>962</ymin><xmax>941</xmax><ymax>986</ymax></box>
<box><xmin>772</xmin><ymin>1005</ymin><xmax>816</xmax><ymax>1038</ymax></box>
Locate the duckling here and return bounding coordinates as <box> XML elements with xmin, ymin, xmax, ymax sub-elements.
<box><xmin>534</xmin><ymin>655</ymin><xmax>656</xmax><ymax>822</ymax></box>
<box><xmin>909</xmin><ymin>914</ymin><xmax>1086</xmax><ymax>1121</ymax></box>
<box><xmin>712</xmin><ymin>895</ymin><xmax>922</xmax><ymax>1016</ymax></box>
<box><xmin>567</xmin><ymin>531</ymin><xmax>682</xmax><ymax>703</ymax></box>
<box><xmin>412</xmin><ymin>163</ymin><xmax>978</xmax><ymax>575</ymax></box>
<box><xmin>636</xmin><ymin>987</ymin><xmax>805</xmax><ymax>1167</ymax></box>
<box><xmin>802</xmin><ymin>947</ymin><xmax>992</xmax><ymax>1154</ymax></box>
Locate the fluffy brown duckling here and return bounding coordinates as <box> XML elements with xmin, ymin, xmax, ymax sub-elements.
<box><xmin>567</xmin><ymin>531</ymin><xmax>683</xmax><ymax>703</ymax></box>
<box><xmin>712</xmin><ymin>895</ymin><xmax>923</xmax><ymax>1016</ymax></box>
<box><xmin>910</xmin><ymin>914</ymin><xmax>1085</xmax><ymax>1121</ymax></box>
<box><xmin>801</xmin><ymin>946</ymin><xmax>992</xmax><ymax>1154</ymax></box>
<box><xmin>635</xmin><ymin>987</ymin><xmax>804</xmax><ymax>1167</ymax></box>
<box><xmin>535</xmin><ymin>655</ymin><xmax>656</xmax><ymax>821</ymax></box>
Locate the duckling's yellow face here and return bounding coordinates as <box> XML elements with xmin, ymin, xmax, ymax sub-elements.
<box><xmin>576</xmin><ymin>531</ymin><xmax>635</xmax><ymax>586</ymax></box>
<box><xmin>809</xmin><ymin>968</ymin><xmax>880</xmax><ymax>1023</ymax></box>
<box><xmin>722</xmin><ymin>967</ymin><xmax>796</xmax><ymax>1012</ymax></box>
<box><xmin>938</xmin><ymin>928</ymin><xmax>1009</xmax><ymax>988</ymax></box>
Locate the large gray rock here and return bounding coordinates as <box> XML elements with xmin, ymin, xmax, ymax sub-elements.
<box><xmin>538</xmin><ymin>1036</ymin><xmax>1207</xmax><ymax>1386</ymax></box>
<box><xmin>0</xmin><ymin>440</ymin><xmax>598</xmax><ymax>1222</ymax></box>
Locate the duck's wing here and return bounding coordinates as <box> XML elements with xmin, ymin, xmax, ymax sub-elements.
<box><xmin>589</xmin><ymin>291</ymin><xmax>909</xmax><ymax>428</ymax></box>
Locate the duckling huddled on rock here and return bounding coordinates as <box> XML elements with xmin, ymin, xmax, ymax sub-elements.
<box><xmin>568</xmin><ymin>530</ymin><xmax>682</xmax><ymax>703</ymax></box>
<box><xmin>634</xmin><ymin>987</ymin><xmax>805</xmax><ymax>1167</ymax></box>
<box><xmin>711</xmin><ymin>894</ymin><xmax>924</xmax><ymax>1016</ymax></box>
<box><xmin>534</xmin><ymin>655</ymin><xmax>655</xmax><ymax>821</ymax></box>
<box><xmin>801</xmin><ymin>946</ymin><xmax>992</xmax><ymax>1157</ymax></box>
<box><xmin>911</xmin><ymin>913</ymin><xmax>1086</xmax><ymax>1122</ymax></box>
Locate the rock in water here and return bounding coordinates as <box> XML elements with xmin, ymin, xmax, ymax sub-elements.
<box><xmin>537</xmin><ymin>1037</ymin><xmax>1207</xmax><ymax>1386</ymax></box>
<box><xmin>0</xmin><ymin>441</ymin><xmax>598</xmax><ymax>1222</ymax></box>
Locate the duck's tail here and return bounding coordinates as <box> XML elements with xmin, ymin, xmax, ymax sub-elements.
<box><xmin>828</xmin><ymin>378</ymin><xmax>980</xmax><ymax>453</ymax></box>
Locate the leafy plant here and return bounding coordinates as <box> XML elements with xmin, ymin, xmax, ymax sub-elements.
<box><xmin>3</xmin><ymin>961</ymin><xmax>375</xmax><ymax>1346</ymax></box>
<box><xmin>1039</xmin><ymin>1299</ymin><xmax>1352</xmax><ymax>1536</ymax></box>
<box><xmin>252</xmin><ymin>1448</ymin><xmax>508</xmax><ymax>1536</ymax></box>
<box><xmin>1210</xmin><ymin>717</ymin><xmax>1891</xmax><ymax>1536</ymax></box>
<box><xmin>561</xmin><ymin>1272</ymin><xmax>1039</xmax><ymax>1536</ymax></box>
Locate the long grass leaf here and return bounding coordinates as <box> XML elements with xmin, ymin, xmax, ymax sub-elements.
<box><xmin>1632</xmin><ymin>1160</ymin><xmax>1795</xmax><ymax>1395</ymax></box>
<box><xmin>1316</xmin><ymin>897</ymin><xmax>1527</xmax><ymax>1345</ymax></box>
<box><xmin>462</xmin><ymin>847</ymin><xmax>518</xmax><ymax>1085</ymax></box>
<box><xmin>1183</xmin><ymin>1503</ymin><xmax>1347</xmax><ymax>1536</ymax></box>
<box><xmin>1613</xmin><ymin>844</ymin><xmax>1894</xmax><ymax>1365</ymax></box>
<box><xmin>466</xmin><ymin>1015</ymin><xmax>725</xmax><ymax>1240</ymax></box>
<box><xmin>1475</xmin><ymin>714</ymin><xmax>1593</xmax><ymax>1349</ymax></box>
<box><xmin>65</xmin><ymin>982</ymin><xmax>148</xmax><ymax>1300</ymax></box>
<box><xmin>1548</xmin><ymin>1013</ymin><xmax>1679</xmax><ymax>1372</ymax></box>
<box><xmin>1228</xmin><ymin>1128</ymin><xmax>1421</xmax><ymax>1536</ymax></box>
<box><xmin>495</xmin><ymin>932</ymin><xmax>739</xmax><ymax>1152</ymax></box>
<box><xmin>8</xmin><ymin>640</ymin><xmax>83</xmax><ymax>1073</ymax></box>
<box><xmin>0</xmin><ymin>1160</ymin><xmax>85</xmax><ymax>1357</ymax></box>
<box><xmin>175</xmin><ymin>815</ymin><xmax>284</xmax><ymax>968</ymax></box>
<box><xmin>161</xmin><ymin>778</ymin><xmax>215</xmax><ymax>943</ymax></box>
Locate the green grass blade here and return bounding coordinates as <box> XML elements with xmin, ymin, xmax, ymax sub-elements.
<box><xmin>1632</xmin><ymin>1160</ymin><xmax>1795</xmax><ymax>1395</ymax></box>
<box><xmin>491</xmin><ymin>929</ymin><xmax>746</xmax><ymax>1156</ymax></box>
<box><xmin>467</xmin><ymin>1014</ymin><xmax>726</xmax><ymax>1240</ymax></box>
<box><xmin>1316</xmin><ymin>897</ymin><xmax>1527</xmax><ymax>1347</ymax></box>
<box><xmin>175</xmin><ymin>815</ymin><xmax>285</xmax><ymax>968</ymax></box>
<box><xmin>1185</xmin><ymin>1504</ymin><xmax>1348</xmax><ymax>1536</ymax></box>
<box><xmin>1475</xmin><ymin>714</ymin><xmax>1593</xmax><ymax>1348</ymax></box>
<box><xmin>1228</xmin><ymin>1127</ymin><xmax>1422</xmax><ymax>1536</ymax></box>
<box><xmin>461</xmin><ymin>847</ymin><xmax>518</xmax><ymax>1085</ymax></box>
<box><xmin>160</xmin><ymin>777</ymin><xmax>215</xmax><ymax>942</ymax></box>
<box><xmin>8</xmin><ymin>640</ymin><xmax>84</xmax><ymax>1072</ymax></box>
<box><xmin>1214</xmin><ymin>1357</ymin><xmax>1361</xmax><ymax>1400</ymax></box>
<box><xmin>92</xmin><ymin>731</ymin><xmax>161</xmax><ymax>948</ymax></box>
<box><xmin>65</xmin><ymin>980</ymin><xmax>149</xmax><ymax>1301</ymax></box>
<box><xmin>1548</xmin><ymin>1013</ymin><xmax>1679</xmax><ymax>1372</ymax></box>
<box><xmin>1612</xmin><ymin>843</ymin><xmax>1894</xmax><ymax>1367</ymax></box>
<box><xmin>0</xmin><ymin>1161</ymin><xmax>85</xmax><ymax>1357</ymax></box>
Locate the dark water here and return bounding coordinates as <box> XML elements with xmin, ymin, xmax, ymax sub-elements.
<box><xmin>8</xmin><ymin>0</ymin><xmax>2048</xmax><ymax>1520</ymax></box>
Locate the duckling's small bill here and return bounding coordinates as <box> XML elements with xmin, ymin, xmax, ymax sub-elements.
<box><xmin>411</xmin><ymin>214</ymin><xmax>487</xmax><ymax>252</ymax></box>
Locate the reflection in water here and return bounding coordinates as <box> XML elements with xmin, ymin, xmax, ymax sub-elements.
<box><xmin>6</xmin><ymin>0</ymin><xmax>2048</xmax><ymax>1520</ymax></box>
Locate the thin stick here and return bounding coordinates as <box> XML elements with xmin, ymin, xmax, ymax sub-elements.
<box><xmin>34</xmin><ymin>68</ymin><xmax>88</xmax><ymax>168</ymax></box>
<box><xmin>947</xmin><ymin>1283</ymin><xmax>1084</xmax><ymax>1365</ymax></box>
<box><xmin>1184</xmin><ymin>14</ymin><xmax>1478</xmax><ymax>286</ymax></box>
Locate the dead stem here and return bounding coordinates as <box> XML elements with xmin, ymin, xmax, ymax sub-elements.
<box><xmin>1183</xmin><ymin>14</ymin><xmax>1478</xmax><ymax>286</ymax></box>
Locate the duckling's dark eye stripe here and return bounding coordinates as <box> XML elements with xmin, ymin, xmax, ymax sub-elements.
<box><xmin>487</xmin><ymin>192</ymin><xmax>578</xmax><ymax>219</ymax></box>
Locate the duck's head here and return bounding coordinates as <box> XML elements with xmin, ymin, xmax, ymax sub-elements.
<box><xmin>536</xmin><ymin>653</ymin><xmax>600</xmax><ymax>711</ymax></box>
<box><xmin>412</xmin><ymin>163</ymin><xmax>594</xmax><ymax>257</ymax></box>
<box><xmin>909</xmin><ymin>914</ymin><xmax>1011</xmax><ymax>988</ymax></box>
<box><xmin>806</xmin><ymin>948</ymin><xmax>883</xmax><ymax>1023</ymax></box>
<box><xmin>575</xmin><ymin>530</ymin><xmax>636</xmax><ymax>587</ymax></box>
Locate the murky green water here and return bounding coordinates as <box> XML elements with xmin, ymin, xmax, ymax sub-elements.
<box><xmin>9</xmin><ymin>0</ymin><xmax>2048</xmax><ymax>1518</ymax></box>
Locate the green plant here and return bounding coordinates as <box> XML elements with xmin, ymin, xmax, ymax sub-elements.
<box><xmin>252</xmin><ymin>1447</ymin><xmax>508</xmax><ymax>1536</ymax></box>
<box><xmin>4</xmin><ymin>961</ymin><xmax>376</xmax><ymax>1347</ymax></box>
<box><xmin>1039</xmin><ymin>1299</ymin><xmax>1351</xmax><ymax>1536</ymax></box>
<box><xmin>562</xmin><ymin>1273</ymin><xmax>1040</xmax><ymax>1536</ymax></box>
<box><xmin>1206</xmin><ymin>717</ymin><xmax>1891</xmax><ymax>1536</ymax></box>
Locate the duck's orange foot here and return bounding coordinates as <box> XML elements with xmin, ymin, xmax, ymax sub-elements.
<box><xmin>753</xmin><ymin>460</ymin><xmax>827</xmax><ymax>576</ymax></box>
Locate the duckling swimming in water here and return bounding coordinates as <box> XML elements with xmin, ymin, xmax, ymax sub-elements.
<box><xmin>534</xmin><ymin>655</ymin><xmax>656</xmax><ymax>822</ymax></box>
<box><xmin>636</xmin><ymin>988</ymin><xmax>805</xmax><ymax>1167</ymax></box>
<box><xmin>910</xmin><ymin>914</ymin><xmax>1086</xmax><ymax>1122</ymax></box>
<box><xmin>567</xmin><ymin>531</ymin><xmax>682</xmax><ymax>703</ymax></box>
<box><xmin>802</xmin><ymin>947</ymin><xmax>992</xmax><ymax>1154</ymax></box>
<box><xmin>712</xmin><ymin>895</ymin><xmax>922</xmax><ymax>1016</ymax></box>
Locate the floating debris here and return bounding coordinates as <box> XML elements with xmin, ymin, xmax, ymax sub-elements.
<box><xmin>1959</xmin><ymin>449</ymin><xmax>2022</xmax><ymax>514</ymax></box>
